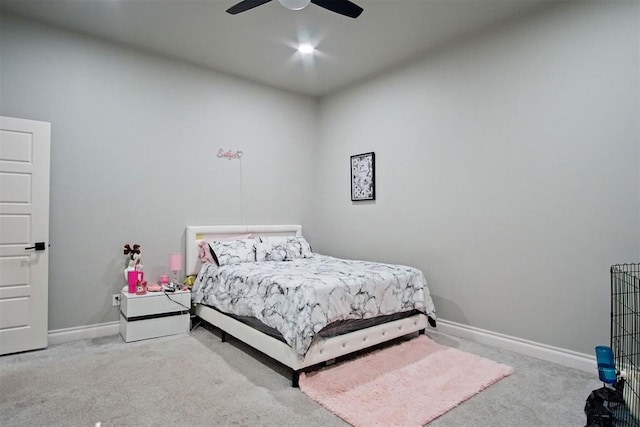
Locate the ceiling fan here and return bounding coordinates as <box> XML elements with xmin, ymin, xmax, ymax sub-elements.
<box><xmin>226</xmin><ymin>0</ymin><xmax>363</xmax><ymax>19</ymax></box>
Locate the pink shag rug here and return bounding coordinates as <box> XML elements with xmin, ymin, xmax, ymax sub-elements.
<box><xmin>299</xmin><ymin>335</ymin><xmax>514</xmax><ymax>427</ymax></box>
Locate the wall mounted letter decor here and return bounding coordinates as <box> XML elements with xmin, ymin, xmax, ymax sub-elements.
<box><xmin>350</xmin><ymin>152</ymin><xmax>375</xmax><ymax>201</ymax></box>
<box><xmin>217</xmin><ymin>149</ymin><xmax>243</xmax><ymax>160</ymax></box>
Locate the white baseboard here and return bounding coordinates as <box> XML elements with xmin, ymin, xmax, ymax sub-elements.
<box><xmin>45</xmin><ymin>318</ymin><xmax>597</xmax><ymax>373</ymax></box>
<box><xmin>48</xmin><ymin>321</ymin><xmax>119</xmax><ymax>346</ymax></box>
<box><xmin>436</xmin><ymin>318</ymin><xmax>596</xmax><ymax>373</ymax></box>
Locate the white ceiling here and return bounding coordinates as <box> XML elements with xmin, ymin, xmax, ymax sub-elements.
<box><xmin>1</xmin><ymin>0</ymin><xmax>549</xmax><ymax>97</ymax></box>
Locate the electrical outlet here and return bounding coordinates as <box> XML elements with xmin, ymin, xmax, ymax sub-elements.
<box><xmin>112</xmin><ymin>294</ymin><xmax>121</xmax><ymax>306</ymax></box>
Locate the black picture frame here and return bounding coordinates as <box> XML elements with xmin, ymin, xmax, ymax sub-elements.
<box><xmin>350</xmin><ymin>152</ymin><xmax>375</xmax><ymax>201</ymax></box>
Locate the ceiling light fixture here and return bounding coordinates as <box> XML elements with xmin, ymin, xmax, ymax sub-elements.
<box><xmin>297</xmin><ymin>43</ymin><xmax>315</xmax><ymax>54</ymax></box>
<box><xmin>278</xmin><ymin>0</ymin><xmax>311</xmax><ymax>11</ymax></box>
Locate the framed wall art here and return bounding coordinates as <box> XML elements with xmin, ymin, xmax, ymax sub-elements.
<box><xmin>350</xmin><ymin>152</ymin><xmax>375</xmax><ymax>201</ymax></box>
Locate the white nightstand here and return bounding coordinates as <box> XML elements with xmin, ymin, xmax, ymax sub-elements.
<box><xmin>119</xmin><ymin>287</ymin><xmax>191</xmax><ymax>342</ymax></box>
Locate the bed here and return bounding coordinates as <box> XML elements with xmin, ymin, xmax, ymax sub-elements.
<box><xmin>186</xmin><ymin>225</ymin><xmax>437</xmax><ymax>386</ymax></box>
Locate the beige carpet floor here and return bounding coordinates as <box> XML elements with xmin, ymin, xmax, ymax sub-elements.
<box><xmin>0</xmin><ymin>324</ymin><xmax>601</xmax><ymax>426</ymax></box>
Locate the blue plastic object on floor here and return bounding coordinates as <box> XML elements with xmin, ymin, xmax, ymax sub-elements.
<box><xmin>595</xmin><ymin>346</ymin><xmax>617</xmax><ymax>384</ymax></box>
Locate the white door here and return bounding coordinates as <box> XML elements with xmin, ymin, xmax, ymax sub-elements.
<box><xmin>0</xmin><ymin>116</ymin><xmax>50</xmax><ymax>355</ymax></box>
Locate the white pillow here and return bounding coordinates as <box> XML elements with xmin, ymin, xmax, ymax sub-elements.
<box><xmin>256</xmin><ymin>241</ymin><xmax>289</xmax><ymax>262</ymax></box>
<box><xmin>298</xmin><ymin>237</ymin><xmax>313</xmax><ymax>258</ymax></box>
<box><xmin>256</xmin><ymin>236</ymin><xmax>312</xmax><ymax>261</ymax></box>
<box><xmin>209</xmin><ymin>238</ymin><xmax>257</xmax><ymax>265</ymax></box>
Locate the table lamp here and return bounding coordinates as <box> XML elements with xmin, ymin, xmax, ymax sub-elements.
<box><xmin>169</xmin><ymin>253</ymin><xmax>183</xmax><ymax>288</ymax></box>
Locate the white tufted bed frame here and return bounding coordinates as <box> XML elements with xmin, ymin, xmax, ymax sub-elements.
<box><xmin>186</xmin><ymin>225</ymin><xmax>432</xmax><ymax>387</ymax></box>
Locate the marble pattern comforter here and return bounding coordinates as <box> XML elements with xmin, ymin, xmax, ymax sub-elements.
<box><xmin>192</xmin><ymin>254</ymin><xmax>436</xmax><ymax>359</ymax></box>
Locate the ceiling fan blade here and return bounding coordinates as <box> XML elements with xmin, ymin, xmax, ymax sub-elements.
<box><xmin>311</xmin><ymin>0</ymin><xmax>363</xmax><ymax>18</ymax></box>
<box><xmin>226</xmin><ymin>0</ymin><xmax>273</xmax><ymax>15</ymax></box>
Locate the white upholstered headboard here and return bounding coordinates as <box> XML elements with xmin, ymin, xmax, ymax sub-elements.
<box><xmin>185</xmin><ymin>225</ymin><xmax>302</xmax><ymax>276</ymax></box>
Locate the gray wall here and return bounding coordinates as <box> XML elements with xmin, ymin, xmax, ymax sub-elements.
<box><xmin>1</xmin><ymin>1</ymin><xmax>638</xmax><ymax>357</ymax></box>
<box><xmin>0</xmin><ymin>16</ymin><xmax>318</xmax><ymax>330</ymax></box>
<box><xmin>314</xmin><ymin>1</ymin><xmax>639</xmax><ymax>355</ymax></box>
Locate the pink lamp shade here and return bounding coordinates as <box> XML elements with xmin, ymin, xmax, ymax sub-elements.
<box><xmin>169</xmin><ymin>253</ymin><xmax>183</xmax><ymax>272</ymax></box>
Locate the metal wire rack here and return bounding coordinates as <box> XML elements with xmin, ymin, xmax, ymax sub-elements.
<box><xmin>611</xmin><ymin>263</ymin><xmax>640</xmax><ymax>426</ymax></box>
